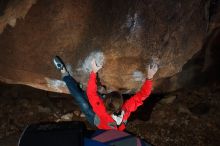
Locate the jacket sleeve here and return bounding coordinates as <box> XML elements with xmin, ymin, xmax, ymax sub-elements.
<box><xmin>86</xmin><ymin>71</ymin><xmax>107</xmax><ymax>115</ymax></box>
<box><xmin>118</xmin><ymin>124</ymin><xmax>126</xmax><ymax>131</ymax></box>
<box><xmin>122</xmin><ymin>79</ymin><xmax>152</xmax><ymax>113</ymax></box>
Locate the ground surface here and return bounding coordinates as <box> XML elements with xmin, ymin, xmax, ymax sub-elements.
<box><xmin>0</xmin><ymin>82</ymin><xmax>219</xmax><ymax>146</ymax></box>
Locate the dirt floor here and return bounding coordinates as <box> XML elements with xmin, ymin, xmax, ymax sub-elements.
<box><xmin>0</xmin><ymin>82</ymin><xmax>219</xmax><ymax>146</ymax></box>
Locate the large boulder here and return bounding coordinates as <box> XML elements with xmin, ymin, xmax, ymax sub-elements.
<box><xmin>0</xmin><ymin>0</ymin><xmax>215</xmax><ymax>93</ymax></box>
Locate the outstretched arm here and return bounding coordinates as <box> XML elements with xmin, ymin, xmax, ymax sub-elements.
<box><xmin>86</xmin><ymin>59</ymin><xmax>106</xmax><ymax>115</ymax></box>
<box><xmin>123</xmin><ymin>63</ymin><xmax>158</xmax><ymax>112</ymax></box>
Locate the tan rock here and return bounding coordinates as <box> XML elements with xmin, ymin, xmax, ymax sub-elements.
<box><xmin>0</xmin><ymin>0</ymin><xmax>216</xmax><ymax>93</ymax></box>
<box><xmin>160</xmin><ymin>95</ymin><xmax>176</xmax><ymax>104</ymax></box>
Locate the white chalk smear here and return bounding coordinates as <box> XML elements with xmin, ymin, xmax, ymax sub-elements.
<box><xmin>45</xmin><ymin>77</ymin><xmax>66</xmax><ymax>92</ymax></box>
<box><xmin>132</xmin><ymin>70</ymin><xmax>144</xmax><ymax>82</ymax></box>
<box><xmin>80</xmin><ymin>51</ymin><xmax>105</xmax><ymax>73</ymax></box>
<box><xmin>120</xmin><ymin>12</ymin><xmax>142</xmax><ymax>37</ymax></box>
<box><xmin>125</xmin><ymin>13</ymin><xmax>139</xmax><ymax>32</ymax></box>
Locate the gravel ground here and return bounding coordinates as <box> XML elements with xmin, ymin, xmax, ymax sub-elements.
<box><xmin>0</xmin><ymin>82</ymin><xmax>219</xmax><ymax>146</ymax></box>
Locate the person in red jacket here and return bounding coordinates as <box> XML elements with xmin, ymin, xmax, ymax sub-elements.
<box><xmin>53</xmin><ymin>56</ymin><xmax>158</xmax><ymax>131</ymax></box>
<box><xmin>87</xmin><ymin>59</ymin><xmax>158</xmax><ymax>130</ymax></box>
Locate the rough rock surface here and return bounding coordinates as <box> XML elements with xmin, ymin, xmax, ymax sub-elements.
<box><xmin>0</xmin><ymin>0</ymin><xmax>37</xmax><ymax>33</ymax></box>
<box><xmin>0</xmin><ymin>0</ymin><xmax>215</xmax><ymax>93</ymax></box>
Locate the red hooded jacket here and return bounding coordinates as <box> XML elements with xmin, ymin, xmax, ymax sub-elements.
<box><xmin>87</xmin><ymin>71</ymin><xmax>152</xmax><ymax>131</ymax></box>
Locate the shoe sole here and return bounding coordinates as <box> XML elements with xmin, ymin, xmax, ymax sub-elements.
<box><xmin>53</xmin><ymin>56</ymin><xmax>66</xmax><ymax>70</ymax></box>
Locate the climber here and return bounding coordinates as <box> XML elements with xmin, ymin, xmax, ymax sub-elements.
<box><xmin>53</xmin><ymin>56</ymin><xmax>158</xmax><ymax>131</ymax></box>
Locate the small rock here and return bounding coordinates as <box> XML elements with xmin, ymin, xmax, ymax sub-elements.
<box><xmin>60</xmin><ymin>113</ymin><xmax>73</xmax><ymax>121</ymax></box>
<box><xmin>28</xmin><ymin>112</ymin><xmax>34</xmax><ymax>116</ymax></box>
<box><xmin>160</xmin><ymin>95</ymin><xmax>176</xmax><ymax>104</ymax></box>
<box><xmin>178</xmin><ymin>105</ymin><xmax>191</xmax><ymax>115</ymax></box>
<box><xmin>37</xmin><ymin>105</ymin><xmax>51</xmax><ymax>113</ymax></box>
<box><xmin>19</xmin><ymin>99</ymin><xmax>30</xmax><ymax>108</ymax></box>
<box><xmin>73</xmin><ymin>110</ymin><xmax>85</xmax><ymax>118</ymax></box>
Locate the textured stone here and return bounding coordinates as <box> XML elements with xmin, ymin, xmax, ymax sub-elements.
<box><xmin>159</xmin><ymin>95</ymin><xmax>176</xmax><ymax>104</ymax></box>
<box><xmin>60</xmin><ymin>113</ymin><xmax>73</xmax><ymax>121</ymax></box>
<box><xmin>0</xmin><ymin>0</ymin><xmax>37</xmax><ymax>33</ymax></box>
<box><xmin>0</xmin><ymin>0</ymin><xmax>216</xmax><ymax>93</ymax></box>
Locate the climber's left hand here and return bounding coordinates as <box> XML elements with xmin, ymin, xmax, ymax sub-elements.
<box><xmin>91</xmin><ymin>58</ymin><xmax>102</xmax><ymax>73</ymax></box>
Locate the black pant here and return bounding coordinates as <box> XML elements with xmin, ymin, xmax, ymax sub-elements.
<box><xmin>63</xmin><ymin>75</ymin><xmax>95</xmax><ymax>125</ymax></box>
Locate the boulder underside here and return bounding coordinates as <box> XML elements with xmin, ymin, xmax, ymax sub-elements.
<box><xmin>0</xmin><ymin>0</ymin><xmax>218</xmax><ymax>94</ymax></box>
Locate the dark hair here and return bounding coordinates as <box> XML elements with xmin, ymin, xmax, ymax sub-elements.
<box><xmin>104</xmin><ymin>91</ymin><xmax>123</xmax><ymax>114</ymax></box>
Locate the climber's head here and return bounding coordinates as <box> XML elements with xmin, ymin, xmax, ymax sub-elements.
<box><xmin>104</xmin><ymin>91</ymin><xmax>124</xmax><ymax>115</ymax></box>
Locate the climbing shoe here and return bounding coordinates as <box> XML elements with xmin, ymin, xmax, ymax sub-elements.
<box><xmin>53</xmin><ymin>56</ymin><xmax>67</xmax><ymax>71</ymax></box>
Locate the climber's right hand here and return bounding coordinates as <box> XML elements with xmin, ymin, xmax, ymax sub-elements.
<box><xmin>146</xmin><ymin>62</ymin><xmax>158</xmax><ymax>79</ymax></box>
